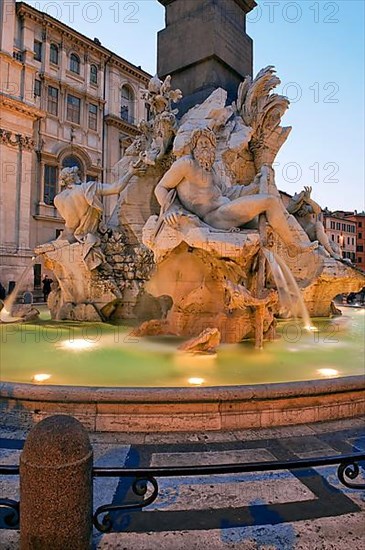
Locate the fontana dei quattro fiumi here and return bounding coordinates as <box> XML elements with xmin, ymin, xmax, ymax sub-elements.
<box><xmin>1</xmin><ymin>0</ymin><xmax>364</xmax><ymax>433</ymax></box>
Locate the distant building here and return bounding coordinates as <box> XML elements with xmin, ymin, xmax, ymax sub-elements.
<box><xmin>343</xmin><ymin>212</ymin><xmax>365</xmax><ymax>271</ymax></box>
<box><xmin>322</xmin><ymin>211</ymin><xmax>356</xmax><ymax>263</ymax></box>
<box><xmin>0</xmin><ymin>0</ymin><xmax>151</xmax><ymax>290</ymax></box>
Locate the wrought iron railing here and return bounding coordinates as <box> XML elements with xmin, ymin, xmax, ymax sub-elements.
<box><xmin>1</xmin><ymin>453</ymin><xmax>364</xmax><ymax>533</ymax></box>
<box><xmin>0</xmin><ymin>465</ymin><xmax>20</xmax><ymax>529</ymax></box>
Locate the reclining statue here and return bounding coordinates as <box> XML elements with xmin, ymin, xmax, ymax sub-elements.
<box><xmin>154</xmin><ymin>128</ymin><xmax>317</xmax><ymax>254</ymax></box>
<box><xmin>287</xmin><ymin>186</ymin><xmax>341</xmax><ymax>260</ymax></box>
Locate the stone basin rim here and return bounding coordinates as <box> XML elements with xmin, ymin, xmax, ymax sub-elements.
<box><xmin>1</xmin><ymin>375</ymin><xmax>364</xmax><ymax>404</ymax></box>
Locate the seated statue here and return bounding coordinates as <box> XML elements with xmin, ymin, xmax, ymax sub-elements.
<box><xmin>287</xmin><ymin>186</ymin><xmax>341</xmax><ymax>260</ymax></box>
<box><xmin>54</xmin><ymin>164</ymin><xmax>137</xmax><ymax>244</ymax></box>
<box><xmin>154</xmin><ymin>128</ymin><xmax>317</xmax><ymax>253</ymax></box>
<box><xmin>36</xmin><ymin>163</ymin><xmax>138</xmax><ymax>270</ymax></box>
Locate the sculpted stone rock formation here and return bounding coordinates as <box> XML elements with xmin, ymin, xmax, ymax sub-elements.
<box><xmin>35</xmin><ymin>69</ymin><xmax>365</xmax><ymax>343</ymax></box>
<box><xmin>178</xmin><ymin>328</ymin><xmax>221</xmax><ymax>354</ymax></box>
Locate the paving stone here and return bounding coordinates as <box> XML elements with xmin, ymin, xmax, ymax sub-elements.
<box><xmin>279</xmin><ymin>435</ymin><xmax>335</xmax><ymax>458</ymax></box>
<box><xmin>150</xmin><ymin>448</ymin><xmax>275</xmax><ymax>467</ymax></box>
<box><xmin>307</xmin><ymin>417</ymin><xmax>364</xmax><ymax>433</ymax></box>
<box><xmin>149</xmin><ymin>474</ymin><xmax>315</xmax><ymax>511</ymax></box>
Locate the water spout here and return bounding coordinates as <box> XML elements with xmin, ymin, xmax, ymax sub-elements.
<box><xmin>263</xmin><ymin>248</ymin><xmax>314</xmax><ymax>330</ymax></box>
<box><xmin>0</xmin><ymin>256</ymin><xmax>40</xmax><ymax>323</ymax></box>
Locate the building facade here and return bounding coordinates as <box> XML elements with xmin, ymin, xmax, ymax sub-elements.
<box><xmin>322</xmin><ymin>211</ymin><xmax>357</xmax><ymax>263</ymax></box>
<box><xmin>0</xmin><ymin>0</ymin><xmax>150</xmax><ymax>291</ymax></box>
<box><xmin>343</xmin><ymin>212</ymin><xmax>365</xmax><ymax>271</ymax></box>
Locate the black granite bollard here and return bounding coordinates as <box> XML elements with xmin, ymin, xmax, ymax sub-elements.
<box><xmin>20</xmin><ymin>415</ymin><xmax>93</xmax><ymax>549</ymax></box>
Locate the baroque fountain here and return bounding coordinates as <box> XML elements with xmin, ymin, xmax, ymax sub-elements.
<box><xmin>1</xmin><ymin>68</ymin><xmax>364</xmax><ymax>432</ymax></box>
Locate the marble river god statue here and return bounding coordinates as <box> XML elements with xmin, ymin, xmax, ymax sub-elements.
<box><xmin>36</xmin><ymin>67</ymin><xmax>365</xmax><ymax>346</ymax></box>
<box><xmin>154</xmin><ymin>128</ymin><xmax>317</xmax><ymax>254</ymax></box>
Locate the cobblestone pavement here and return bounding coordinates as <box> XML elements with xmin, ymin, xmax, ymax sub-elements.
<box><xmin>1</xmin><ymin>418</ymin><xmax>364</xmax><ymax>549</ymax></box>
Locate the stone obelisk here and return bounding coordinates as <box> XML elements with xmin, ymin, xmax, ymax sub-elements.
<box><xmin>157</xmin><ymin>0</ymin><xmax>257</xmax><ymax>113</ymax></box>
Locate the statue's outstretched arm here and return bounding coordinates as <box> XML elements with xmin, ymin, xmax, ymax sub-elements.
<box><xmin>97</xmin><ymin>162</ymin><xmax>140</xmax><ymax>197</ymax></box>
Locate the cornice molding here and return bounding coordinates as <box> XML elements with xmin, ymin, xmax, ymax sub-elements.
<box><xmin>0</xmin><ymin>50</ymin><xmax>23</xmax><ymax>67</ymax></box>
<box><xmin>104</xmin><ymin>114</ymin><xmax>140</xmax><ymax>136</ymax></box>
<box><xmin>41</xmin><ymin>74</ymin><xmax>106</xmax><ymax>105</ymax></box>
<box><xmin>0</xmin><ymin>93</ymin><xmax>45</xmax><ymax>120</ymax></box>
<box><xmin>33</xmin><ymin>214</ymin><xmax>65</xmax><ymax>223</ymax></box>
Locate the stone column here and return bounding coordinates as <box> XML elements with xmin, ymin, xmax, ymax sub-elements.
<box><xmin>157</xmin><ymin>0</ymin><xmax>257</xmax><ymax>113</ymax></box>
<box><xmin>20</xmin><ymin>415</ymin><xmax>93</xmax><ymax>550</ymax></box>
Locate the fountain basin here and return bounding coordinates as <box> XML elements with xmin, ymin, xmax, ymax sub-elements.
<box><xmin>1</xmin><ymin>307</ymin><xmax>364</xmax><ymax>432</ymax></box>
<box><xmin>0</xmin><ymin>376</ymin><xmax>364</xmax><ymax>432</ymax></box>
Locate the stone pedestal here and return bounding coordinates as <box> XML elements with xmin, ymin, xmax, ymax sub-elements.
<box><xmin>20</xmin><ymin>415</ymin><xmax>93</xmax><ymax>550</ymax></box>
<box><xmin>157</xmin><ymin>0</ymin><xmax>257</xmax><ymax>113</ymax></box>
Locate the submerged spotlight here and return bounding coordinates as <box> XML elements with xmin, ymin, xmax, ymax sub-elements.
<box><xmin>317</xmin><ymin>368</ymin><xmax>339</xmax><ymax>377</ymax></box>
<box><xmin>59</xmin><ymin>339</ymin><xmax>96</xmax><ymax>351</ymax></box>
<box><xmin>188</xmin><ymin>377</ymin><xmax>205</xmax><ymax>386</ymax></box>
<box><xmin>32</xmin><ymin>373</ymin><xmax>51</xmax><ymax>383</ymax></box>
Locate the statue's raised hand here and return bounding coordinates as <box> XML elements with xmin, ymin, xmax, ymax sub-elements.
<box><xmin>128</xmin><ymin>161</ymin><xmax>147</xmax><ymax>177</ymax></box>
<box><xmin>303</xmin><ymin>186</ymin><xmax>312</xmax><ymax>199</ymax></box>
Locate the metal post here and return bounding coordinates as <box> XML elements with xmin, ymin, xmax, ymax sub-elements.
<box><xmin>20</xmin><ymin>415</ymin><xmax>93</xmax><ymax>549</ymax></box>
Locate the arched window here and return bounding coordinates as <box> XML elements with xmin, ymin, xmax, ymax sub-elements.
<box><xmin>50</xmin><ymin>43</ymin><xmax>59</xmax><ymax>65</ymax></box>
<box><xmin>120</xmin><ymin>85</ymin><xmax>134</xmax><ymax>124</ymax></box>
<box><xmin>90</xmin><ymin>64</ymin><xmax>98</xmax><ymax>84</ymax></box>
<box><xmin>70</xmin><ymin>53</ymin><xmax>80</xmax><ymax>74</ymax></box>
<box><xmin>62</xmin><ymin>155</ymin><xmax>83</xmax><ymax>182</ymax></box>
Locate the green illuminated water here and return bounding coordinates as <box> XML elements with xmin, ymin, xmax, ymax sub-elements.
<box><xmin>1</xmin><ymin>307</ymin><xmax>364</xmax><ymax>387</ymax></box>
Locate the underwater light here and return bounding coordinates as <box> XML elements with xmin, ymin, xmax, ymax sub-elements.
<box><xmin>32</xmin><ymin>374</ymin><xmax>51</xmax><ymax>383</ymax></box>
<box><xmin>317</xmin><ymin>368</ymin><xmax>339</xmax><ymax>377</ymax></box>
<box><xmin>59</xmin><ymin>339</ymin><xmax>96</xmax><ymax>351</ymax></box>
<box><xmin>188</xmin><ymin>377</ymin><xmax>205</xmax><ymax>386</ymax></box>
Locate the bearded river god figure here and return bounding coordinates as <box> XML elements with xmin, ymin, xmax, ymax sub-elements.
<box><xmin>154</xmin><ymin>128</ymin><xmax>317</xmax><ymax>254</ymax></box>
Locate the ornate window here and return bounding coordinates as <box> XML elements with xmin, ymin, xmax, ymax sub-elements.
<box><xmin>70</xmin><ymin>53</ymin><xmax>80</xmax><ymax>74</ymax></box>
<box><xmin>50</xmin><ymin>43</ymin><xmax>59</xmax><ymax>65</ymax></box>
<box><xmin>34</xmin><ymin>40</ymin><xmax>42</xmax><ymax>61</ymax></box>
<box><xmin>34</xmin><ymin>79</ymin><xmax>41</xmax><ymax>97</ymax></box>
<box><xmin>88</xmin><ymin>104</ymin><xmax>98</xmax><ymax>131</ymax></box>
<box><xmin>67</xmin><ymin>94</ymin><xmax>81</xmax><ymax>124</ymax></box>
<box><xmin>47</xmin><ymin>86</ymin><xmax>58</xmax><ymax>116</ymax></box>
<box><xmin>43</xmin><ymin>165</ymin><xmax>58</xmax><ymax>205</ymax></box>
<box><xmin>120</xmin><ymin>85</ymin><xmax>134</xmax><ymax>123</ymax></box>
<box><xmin>90</xmin><ymin>64</ymin><xmax>98</xmax><ymax>84</ymax></box>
